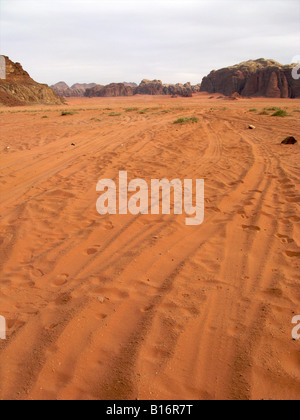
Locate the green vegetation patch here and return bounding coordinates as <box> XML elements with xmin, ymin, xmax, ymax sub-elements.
<box><xmin>61</xmin><ymin>111</ymin><xmax>76</xmax><ymax>116</ymax></box>
<box><xmin>109</xmin><ymin>112</ymin><xmax>122</xmax><ymax>117</ymax></box>
<box><xmin>173</xmin><ymin>116</ymin><xmax>199</xmax><ymax>125</ymax></box>
<box><xmin>124</xmin><ymin>107</ymin><xmax>139</xmax><ymax>112</ymax></box>
<box><xmin>271</xmin><ymin>109</ymin><xmax>288</xmax><ymax>117</ymax></box>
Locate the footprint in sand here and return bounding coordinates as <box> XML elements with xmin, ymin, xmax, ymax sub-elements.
<box><xmin>286</xmin><ymin>196</ymin><xmax>300</xmax><ymax>203</ymax></box>
<box><xmin>85</xmin><ymin>248</ymin><xmax>98</xmax><ymax>255</ymax></box>
<box><xmin>237</xmin><ymin>210</ymin><xmax>248</xmax><ymax>219</ymax></box>
<box><xmin>264</xmin><ymin>288</ymin><xmax>283</xmax><ymax>298</ymax></box>
<box><xmin>275</xmin><ymin>234</ymin><xmax>294</xmax><ymax>244</ymax></box>
<box><xmin>104</xmin><ymin>221</ymin><xmax>114</xmax><ymax>230</ymax></box>
<box><xmin>285</xmin><ymin>251</ymin><xmax>300</xmax><ymax>258</ymax></box>
<box><xmin>242</xmin><ymin>225</ymin><xmax>261</xmax><ymax>232</ymax></box>
<box><xmin>278</xmin><ymin>177</ymin><xmax>291</xmax><ymax>185</ymax></box>
<box><xmin>89</xmin><ymin>275</ymin><xmax>110</xmax><ymax>285</ymax></box>
<box><xmin>45</xmin><ymin>323</ymin><xmax>59</xmax><ymax>330</ymax></box>
<box><xmin>6</xmin><ymin>319</ymin><xmax>25</xmax><ymax>330</ymax></box>
<box><xmin>52</xmin><ymin>273</ymin><xmax>69</xmax><ymax>286</ymax></box>
<box><xmin>140</xmin><ymin>305</ymin><xmax>154</xmax><ymax>313</ymax></box>
<box><xmin>55</xmin><ymin>292</ymin><xmax>72</xmax><ymax>305</ymax></box>
<box><xmin>28</xmin><ymin>266</ymin><xmax>44</xmax><ymax>278</ymax></box>
<box><xmin>95</xmin><ymin>313</ymin><xmax>108</xmax><ymax>320</ymax></box>
<box><xmin>280</xmin><ymin>184</ymin><xmax>294</xmax><ymax>190</ymax></box>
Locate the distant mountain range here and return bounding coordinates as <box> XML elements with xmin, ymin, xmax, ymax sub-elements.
<box><xmin>50</xmin><ymin>82</ymin><xmax>97</xmax><ymax>97</ymax></box>
<box><xmin>50</xmin><ymin>81</ymin><xmax>140</xmax><ymax>97</ymax></box>
<box><xmin>51</xmin><ymin>58</ymin><xmax>300</xmax><ymax>99</ymax></box>
<box><xmin>1</xmin><ymin>56</ymin><xmax>299</xmax><ymax>106</ymax></box>
<box><xmin>51</xmin><ymin>79</ymin><xmax>201</xmax><ymax>98</ymax></box>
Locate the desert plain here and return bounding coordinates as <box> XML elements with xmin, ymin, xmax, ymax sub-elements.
<box><xmin>0</xmin><ymin>94</ymin><xmax>299</xmax><ymax>400</ymax></box>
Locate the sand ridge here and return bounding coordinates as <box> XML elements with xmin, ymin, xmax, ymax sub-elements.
<box><xmin>0</xmin><ymin>95</ymin><xmax>299</xmax><ymax>400</ymax></box>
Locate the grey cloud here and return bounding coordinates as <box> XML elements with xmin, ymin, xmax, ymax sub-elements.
<box><xmin>0</xmin><ymin>0</ymin><xmax>299</xmax><ymax>85</ymax></box>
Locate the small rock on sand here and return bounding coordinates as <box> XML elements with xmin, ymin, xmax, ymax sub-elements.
<box><xmin>281</xmin><ymin>136</ymin><xmax>297</xmax><ymax>145</ymax></box>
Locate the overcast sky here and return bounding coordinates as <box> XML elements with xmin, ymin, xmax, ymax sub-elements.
<box><xmin>0</xmin><ymin>0</ymin><xmax>299</xmax><ymax>86</ymax></box>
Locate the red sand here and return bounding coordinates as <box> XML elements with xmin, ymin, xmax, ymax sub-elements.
<box><xmin>0</xmin><ymin>94</ymin><xmax>300</xmax><ymax>400</ymax></box>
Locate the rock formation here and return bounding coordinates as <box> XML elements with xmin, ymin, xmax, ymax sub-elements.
<box><xmin>85</xmin><ymin>83</ymin><xmax>134</xmax><ymax>97</ymax></box>
<box><xmin>135</xmin><ymin>79</ymin><xmax>165</xmax><ymax>95</ymax></box>
<box><xmin>83</xmin><ymin>79</ymin><xmax>199</xmax><ymax>98</ymax></box>
<box><xmin>134</xmin><ymin>79</ymin><xmax>198</xmax><ymax>96</ymax></box>
<box><xmin>51</xmin><ymin>82</ymin><xmax>97</xmax><ymax>97</ymax></box>
<box><xmin>123</xmin><ymin>82</ymin><xmax>138</xmax><ymax>88</ymax></box>
<box><xmin>200</xmin><ymin>59</ymin><xmax>300</xmax><ymax>98</ymax></box>
<box><xmin>0</xmin><ymin>56</ymin><xmax>64</xmax><ymax>106</ymax></box>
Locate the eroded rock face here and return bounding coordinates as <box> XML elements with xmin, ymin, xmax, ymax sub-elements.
<box><xmin>0</xmin><ymin>56</ymin><xmax>65</xmax><ymax>106</ymax></box>
<box><xmin>200</xmin><ymin>59</ymin><xmax>300</xmax><ymax>98</ymax></box>
<box><xmin>51</xmin><ymin>82</ymin><xmax>97</xmax><ymax>97</ymax></box>
<box><xmin>123</xmin><ymin>82</ymin><xmax>138</xmax><ymax>88</ymax></box>
<box><xmin>85</xmin><ymin>83</ymin><xmax>134</xmax><ymax>97</ymax></box>
<box><xmin>135</xmin><ymin>79</ymin><xmax>164</xmax><ymax>95</ymax></box>
<box><xmin>81</xmin><ymin>79</ymin><xmax>199</xmax><ymax>98</ymax></box>
<box><xmin>135</xmin><ymin>79</ymin><xmax>198</xmax><ymax>96</ymax></box>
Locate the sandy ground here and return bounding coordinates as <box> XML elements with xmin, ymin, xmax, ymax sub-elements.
<box><xmin>0</xmin><ymin>94</ymin><xmax>300</xmax><ymax>400</ymax></box>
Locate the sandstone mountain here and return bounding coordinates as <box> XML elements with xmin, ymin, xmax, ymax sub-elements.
<box><xmin>51</xmin><ymin>82</ymin><xmax>97</xmax><ymax>97</ymax></box>
<box><xmin>135</xmin><ymin>79</ymin><xmax>165</xmax><ymax>95</ymax></box>
<box><xmin>85</xmin><ymin>83</ymin><xmax>134</xmax><ymax>97</ymax></box>
<box><xmin>135</xmin><ymin>79</ymin><xmax>200</xmax><ymax>96</ymax></box>
<box><xmin>0</xmin><ymin>56</ymin><xmax>64</xmax><ymax>106</ymax></box>
<box><xmin>84</xmin><ymin>79</ymin><xmax>200</xmax><ymax>98</ymax></box>
<box><xmin>123</xmin><ymin>82</ymin><xmax>138</xmax><ymax>88</ymax></box>
<box><xmin>200</xmin><ymin>58</ymin><xmax>300</xmax><ymax>98</ymax></box>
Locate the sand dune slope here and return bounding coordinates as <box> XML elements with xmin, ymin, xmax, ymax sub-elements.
<box><xmin>0</xmin><ymin>97</ymin><xmax>299</xmax><ymax>400</ymax></box>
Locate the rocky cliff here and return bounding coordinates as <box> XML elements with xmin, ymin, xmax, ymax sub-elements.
<box><xmin>84</xmin><ymin>79</ymin><xmax>200</xmax><ymax>98</ymax></box>
<box><xmin>0</xmin><ymin>56</ymin><xmax>65</xmax><ymax>106</ymax></box>
<box><xmin>85</xmin><ymin>83</ymin><xmax>134</xmax><ymax>97</ymax></box>
<box><xmin>51</xmin><ymin>82</ymin><xmax>97</xmax><ymax>97</ymax></box>
<box><xmin>200</xmin><ymin>59</ymin><xmax>300</xmax><ymax>98</ymax></box>
<box><xmin>135</xmin><ymin>79</ymin><xmax>199</xmax><ymax>96</ymax></box>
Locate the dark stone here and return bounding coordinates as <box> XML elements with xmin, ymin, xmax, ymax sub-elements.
<box><xmin>281</xmin><ymin>136</ymin><xmax>297</xmax><ymax>145</ymax></box>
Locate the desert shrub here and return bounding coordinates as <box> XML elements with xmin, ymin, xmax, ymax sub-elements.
<box><xmin>124</xmin><ymin>108</ymin><xmax>139</xmax><ymax>112</ymax></box>
<box><xmin>271</xmin><ymin>109</ymin><xmax>288</xmax><ymax>117</ymax></box>
<box><xmin>109</xmin><ymin>112</ymin><xmax>122</xmax><ymax>117</ymax></box>
<box><xmin>265</xmin><ymin>107</ymin><xmax>279</xmax><ymax>111</ymax></box>
<box><xmin>61</xmin><ymin>111</ymin><xmax>75</xmax><ymax>116</ymax></box>
<box><xmin>173</xmin><ymin>117</ymin><xmax>199</xmax><ymax>124</ymax></box>
<box><xmin>259</xmin><ymin>110</ymin><xmax>269</xmax><ymax>115</ymax></box>
<box><xmin>41</xmin><ymin>115</ymin><xmax>48</xmax><ymax>118</ymax></box>
<box><xmin>249</xmin><ymin>109</ymin><xmax>257</xmax><ymax>112</ymax></box>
